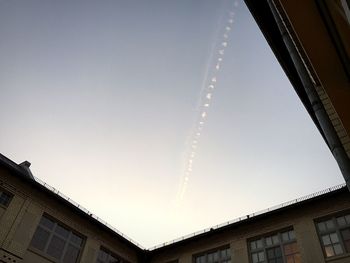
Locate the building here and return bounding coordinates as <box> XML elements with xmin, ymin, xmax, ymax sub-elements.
<box><xmin>1</xmin><ymin>153</ymin><xmax>350</xmax><ymax>263</ymax></box>
<box><xmin>243</xmin><ymin>0</ymin><xmax>350</xmax><ymax>188</ymax></box>
<box><xmin>148</xmin><ymin>185</ymin><xmax>350</xmax><ymax>263</ymax></box>
<box><xmin>1</xmin><ymin>1</ymin><xmax>350</xmax><ymax>262</ymax></box>
<box><xmin>0</xmin><ymin>153</ymin><xmax>145</xmax><ymax>263</ymax></box>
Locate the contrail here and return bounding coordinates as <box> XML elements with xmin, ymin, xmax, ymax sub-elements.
<box><xmin>176</xmin><ymin>0</ymin><xmax>240</xmax><ymax>204</ymax></box>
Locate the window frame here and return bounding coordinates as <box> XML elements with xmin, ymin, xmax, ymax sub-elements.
<box><xmin>29</xmin><ymin>213</ymin><xmax>85</xmax><ymax>263</ymax></box>
<box><xmin>247</xmin><ymin>228</ymin><xmax>300</xmax><ymax>263</ymax></box>
<box><xmin>192</xmin><ymin>245</ymin><xmax>231</xmax><ymax>263</ymax></box>
<box><xmin>96</xmin><ymin>246</ymin><xmax>130</xmax><ymax>263</ymax></box>
<box><xmin>0</xmin><ymin>187</ymin><xmax>13</xmax><ymax>208</ymax></box>
<box><xmin>315</xmin><ymin>211</ymin><xmax>350</xmax><ymax>259</ymax></box>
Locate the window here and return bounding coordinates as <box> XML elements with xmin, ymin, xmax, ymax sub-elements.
<box><xmin>248</xmin><ymin>229</ymin><xmax>301</xmax><ymax>263</ymax></box>
<box><xmin>30</xmin><ymin>214</ymin><xmax>84</xmax><ymax>263</ymax></box>
<box><xmin>316</xmin><ymin>212</ymin><xmax>350</xmax><ymax>258</ymax></box>
<box><xmin>96</xmin><ymin>247</ymin><xmax>129</xmax><ymax>263</ymax></box>
<box><xmin>0</xmin><ymin>189</ymin><xmax>13</xmax><ymax>207</ymax></box>
<box><xmin>194</xmin><ymin>246</ymin><xmax>231</xmax><ymax>263</ymax></box>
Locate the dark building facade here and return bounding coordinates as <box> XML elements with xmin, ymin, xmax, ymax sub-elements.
<box><xmin>243</xmin><ymin>0</ymin><xmax>350</xmax><ymax>189</ymax></box>
<box><xmin>1</xmin><ymin>153</ymin><xmax>350</xmax><ymax>263</ymax></box>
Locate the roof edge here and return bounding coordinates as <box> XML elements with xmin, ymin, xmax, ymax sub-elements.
<box><xmin>149</xmin><ymin>183</ymin><xmax>347</xmax><ymax>251</ymax></box>
<box><xmin>0</xmin><ymin>152</ymin><xmax>145</xmax><ymax>252</ymax></box>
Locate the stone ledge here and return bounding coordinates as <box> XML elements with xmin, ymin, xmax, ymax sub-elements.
<box><xmin>0</xmin><ymin>249</ymin><xmax>22</xmax><ymax>263</ymax></box>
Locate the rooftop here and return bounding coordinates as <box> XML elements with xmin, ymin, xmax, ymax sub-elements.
<box><xmin>0</xmin><ymin>152</ymin><xmax>347</xmax><ymax>251</ymax></box>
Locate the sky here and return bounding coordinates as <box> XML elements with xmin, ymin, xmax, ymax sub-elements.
<box><xmin>0</xmin><ymin>0</ymin><xmax>345</xmax><ymax>248</ymax></box>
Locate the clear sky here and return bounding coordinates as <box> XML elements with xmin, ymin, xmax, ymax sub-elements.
<box><xmin>0</xmin><ymin>0</ymin><xmax>345</xmax><ymax>248</ymax></box>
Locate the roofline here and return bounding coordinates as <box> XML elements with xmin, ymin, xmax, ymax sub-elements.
<box><xmin>0</xmin><ymin>152</ymin><xmax>145</xmax><ymax>253</ymax></box>
<box><xmin>1</xmin><ymin>152</ymin><xmax>348</xmax><ymax>254</ymax></box>
<box><xmin>0</xmin><ymin>153</ymin><xmax>33</xmax><ymax>179</ymax></box>
<box><xmin>242</xmin><ymin>0</ymin><xmax>329</xmax><ymax>147</ymax></box>
<box><xmin>148</xmin><ymin>183</ymin><xmax>347</xmax><ymax>252</ymax></box>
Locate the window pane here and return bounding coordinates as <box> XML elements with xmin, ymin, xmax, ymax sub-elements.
<box><xmin>251</xmin><ymin>241</ymin><xmax>257</xmax><ymax>250</ymax></box>
<box><xmin>194</xmin><ymin>247</ymin><xmax>232</xmax><ymax>263</ymax></box>
<box><xmin>55</xmin><ymin>224</ymin><xmax>70</xmax><ymax>239</ymax></box>
<box><xmin>221</xmin><ymin>249</ymin><xmax>226</xmax><ymax>259</ymax></box>
<box><xmin>70</xmin><ymin>233</ymin><xmax>83</xmax><ymax>246</ymax></box>
<box><xmin>289</xmin><ymin>230</ymin><xmax>295</xmax><ymax>240</ymax></box>
<box><xmin>30</xmin><ymin>226</ymin><xmax>50</xmax><ymax>251</ymax></box>
<box><xmin>337</xmin><ymin>216</ymin><xmax>346</xmax><ymax>226</ymax></box>
<box><xmin>213</xmin><ymin>251</ymin><xmax>219</xmax><ymax>262</ymax></box>
<box><xmin>282</xmin><ymin>232</ymin><xmax>289</xmax><ymax>242</ymax></box>
<box><xmin>341</xmin><ymin>228</ymin><xmax>350</xmax><ymax>240</ymax></box>
<box><xmin>325</xmin><ymin>245</ymin><xmax>335</xmax><ymax>257</ymax></box>
<box><xmin>98</xmin><ymin>250</ymin><xmax>109</xmax><ymax>261</ymax></box>
<box><xmin>318</xmin><ymin>222</ymin><xmax>326</xmax><ymax>232</ymax></box>
<box><xmin>40</xmin><ymin>216</ymin><xmax>55</xmax><ymax>230</ymax></box>
<box><xmin>326</xmin><ymin>220</ymin><xmax>335</xmax><ymax>230</ymax></box>
<box><xmin>333</xmin><ymin>244</ymin><xmax>343</xmax><ymax>255</ymax></box>
<box><xmin>108</xmin><ymin>255</ymin><xmax>119</xmax><ymax>263</ymax></box>
<box><xmin>220</xmin><ymin>248</ymin><xmax>230</xmax><ymax>260</ymax></box>
<box><xmin>267</xmin><ymin>248</ymin><xmax>275</xmax><ymax>259</ymax></box>
<box><xmin>272</xmin><ymin>235</ymin><xmax>279</xmax><ymax>245</ymax></box>
<box><xmin>266</xmin><ymin>237</ymin><xmax>272</xmax><ymax>246</ymax></box>
<box><xmin>0</xmin><ymin>192</ymin><xmax>12</xmax><ymax>207</ymax></box>
<box><xmin>258</xmin><ymin>251</ymin><xmax>265</xmax><ymax>261</ymax></box>
<box><xmin>256</xmin><ymin>239</ymin><xmax>263</xmax><ymax>248</ymax></box>
<box><xmin>344</xmin><ymin>239</ymin><xmax>350</xmax><ymax>253</ymax></box>
<box><xmin>275</xmin><ymin>247</ymin><xmax>282</xmax><ymax>257</ymax></box>
<box><xmin>63</xmin><ymin>244</ymin><xmax>80</xmax><ymax>263</ymax></box>
<box><xmin>31</xmin><ymin>215</ymin><xmax>85</xmax><ymax>262</ymax></box>
<box><xmin>330</xmin><ymin>233</ymin><xmax>339</xmax><ymax>243</ymax></box>
<box><xmin>267</xmin><ymin>247</ymin><xmax>282</xmax><ymax>260</ymax></box>
<box><xmin>345</xmin><ymin>215</ymin><xmax>350</xmax><ymax>224</ymax></box>
<box><xmin>249</xmin><ymin>230</ymin><xmax>298</xmax><ymax>263</ymax></box>
<box><xmin>322</xmin><ymin>235</ymin><xmax>331</xmax><ymax>245</ymax></box>
<box><xmin>47</xmin><ymin>235</ymin><xmax>66</xmax><ymax>259</ymax></box>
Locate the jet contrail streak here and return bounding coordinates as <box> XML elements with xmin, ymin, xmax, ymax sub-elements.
<box><xmin>176</xmin><ymin>0</ymin><xmax>240</xmax><ymax>204</ymax></box>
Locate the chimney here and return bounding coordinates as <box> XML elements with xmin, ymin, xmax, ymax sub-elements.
<box><xmin>19</xmin><ymin>161</ymin><xmax>35</xmax><ymax>180</ymax></box>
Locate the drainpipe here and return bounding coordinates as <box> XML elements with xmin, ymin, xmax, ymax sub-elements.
<box><xmin>266</xmin><ymin>0</ymin><xmax>350</xmax><ymax>191</ymax></box>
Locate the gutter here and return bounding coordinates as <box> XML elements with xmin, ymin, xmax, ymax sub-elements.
<box><xmin>266</xmin><ymin>0</ymin><xmax>350</xmax><ymax>190</ymax></box>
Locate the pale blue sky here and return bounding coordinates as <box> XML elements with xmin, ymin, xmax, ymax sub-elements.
<box><xmin>0</xmin><ymin>0</ymin><xmax>344</xmax><ymax>247</ymax></box>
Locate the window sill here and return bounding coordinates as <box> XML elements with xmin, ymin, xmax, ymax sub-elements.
<box><xmin>325</xmin><ymin>253</ymin><xmax>350</xmax><ymax>262</ymax></box>
<box><xmin>27</xmin><ymin>247</ymin><xmax>58</xmax><ymax>263</ymax></box>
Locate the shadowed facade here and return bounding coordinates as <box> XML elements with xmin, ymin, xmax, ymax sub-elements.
<box><xmin>1</xmin><ymin>153</ymin><xmax>350</xmax><ymax>263</ymax></box>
